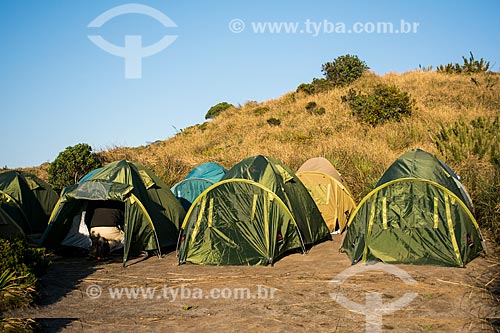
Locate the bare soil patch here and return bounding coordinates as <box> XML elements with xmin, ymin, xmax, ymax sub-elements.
<box><xmin>8</xmin><ymin>237</ymin><xmax>500</xmax><ymax>332</ymax></box>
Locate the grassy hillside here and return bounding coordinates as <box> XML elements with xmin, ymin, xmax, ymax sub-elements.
<box><xmin>21</xmin><ymin>70</ymin><xmax>500</xmax><ymax>243</ymax></box>
<box><xmin>101</xmin><ymin>70</ymin><xmax>500</xmax><ymax>244</ymax></box>
<box><xmin>103</xmin><ymin>71</ymin><xmax>498</xmax><ymax>191</ymax></box>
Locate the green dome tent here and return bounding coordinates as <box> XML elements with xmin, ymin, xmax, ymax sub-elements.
<box><xmin>177</xmin><ymin>155</ymin><xmax>330</xmax><ymax>266</ymax></box>
<box><xmin>0</xmin><ymin>206</ymin><xmax>25</xmax><ymax>240</ymax></box>
<box><xmin>341</xmin><ymin>149</ymin><xmax>484</xmax><ymax>267</ymax></box>
<box><xmin>0</xmin><ymin>170</ymin><xmax>58</xmax><ymax>237</ymax></box>
<box><xmin>171</xmin><ymin>162</ymin><xmax>227</xmax><ymax>210</ymax></box>
<box><xmin>297</xmin><ymin>157</ymin><xmax>356</xmax><ymax>233</ymax></box>
<box><xmin>40</xmin><ymin>160</ymin><xmax>185</xmax><ymax>264</ymax></box>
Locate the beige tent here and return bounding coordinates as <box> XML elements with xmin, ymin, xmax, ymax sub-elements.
<box><xmin>297</xmin><ymin>157</ymin><xmax>356</xmax><ymax>233</ymax></box>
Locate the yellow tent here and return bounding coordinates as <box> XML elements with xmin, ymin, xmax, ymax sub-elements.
<box><xmin>297</xmin><ymin>157</ymin><xmax>356</xmax><ymax>233</ymax></box>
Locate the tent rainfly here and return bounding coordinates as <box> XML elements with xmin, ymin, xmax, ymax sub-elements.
<box><xmin>341</xmin><ymin>149</ymin><xmax>484</xmax><ymax>267</ymax></box>
<box><xmin>177</xmin><ymin>155</ymin><xmax>330</xmax><ymax>266</ymax></box>
<box><xmin>0</xmin><ymin>170</ymin><xmax>58</xmax><ymax>238</ymax></box>
<box><xmin>40</xmin><ymin>160</ymin><xmax>185</xmax><ymax>264</ymax></box>
<box><xmin>171</xmin><ymin>162</ymin><xmax>227</xmax><ymax>210</ymax></box>
<box><xmin>297</xmin><ymin>157</ymin><xmax>356</xmax><ymax>233</ymax></box>
<box><xmin>0</xmin><ymin>206</ymin><xmax>25</xmax><ymax>239</ymax></box>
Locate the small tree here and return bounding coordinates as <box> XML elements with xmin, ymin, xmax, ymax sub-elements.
<box><xmin>296</xmin><ymin>78</ymin><xmax>334</xmax><ymax>95</ymax></box>
<box><xmin>437</xmin><ymin>52</ymin><xmax>491</xmax><ymax>74</ymax></box>
<box><xmin>342</xmin><ymin>84</ymin><xmax>415</xmax><ymax>126</ymax></box>
<box><xmin>304</xmin><ymin>101</ymin><xmax>326</xmax><ymax>115</ymax></box>
<box><xmin>205</xmin><ymin>102</ymin><xmax>234</xmax><ymax>119</ymax></box>
<box><xmin>321</xmin><ymin>54</ymin><xmax>369</xmax><ymax>87</ymax></box>
<box><xmin>266</xmin><ymin>117</ymin><xmax>281</xmax><ymax>126</ymax></box>
<box><xmin>48</xmin><ymin>143</ymin><xmax>102</xmax><ymax>191</ymax></box>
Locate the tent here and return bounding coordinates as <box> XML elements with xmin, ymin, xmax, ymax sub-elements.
<box><xmin>171</xmin><ymin>162</ymin><xmax>227</xmax><ymax>210</ymax></box>
<box><xmin>0</xmin><ymin>170</ymin><xmax>58</xmax><ymax>236</ymax></box>
<box><xmin>341</xmin><ymin>149</ymin><xmax>484</xmax><ymax>267</ymax></box>
<box><xmin>297</xmin><ymin>157</ymin><xmax>356</xmax><ymax>233</ymax></box>
<box><xmin>0</xmin><ymin>206</ymin><xmax>25</xmax><ymax>239</ymax></box>
<box><xmin>40</xmin><ymin>160</ymin><xmax>186</xmax><ymax>264</ymax></box>
<box><xmin>177</xmin><ymin>155</ymin><xmax>330</xmax><ymax>266</ymax></box>
<box><xmin>78</xmin><ymin>167</ymin><xmax>103</xmax><ymax>183</ymax></box>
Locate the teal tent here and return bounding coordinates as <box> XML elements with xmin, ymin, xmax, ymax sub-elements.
<box><xmin>78</xmin><ymin>167</ymin><xmax>103</xmax><ymax>183</ymax></box>
<box><xmin>171</xmin><ymin>162</ymin><xmax>227</xmax><ymax>210</ymax></box>
<box><xmin>341</xmin><ymin>149</ymin><xmax>484</xmax><ymax>267</ymax></box>
<box><xmin>185</xmin><ymin>162</ymin><xmax>227</xmax><ymax>183</ymax></box>
<box><xmin>40</xmin><ymin>160</ymin><xmax>185</xmax><ymax>264</ymax></box>
<box><xmin>178</xmin><ymin>155</ymin><xmax>330</xmax><ymax>266</ymax></box>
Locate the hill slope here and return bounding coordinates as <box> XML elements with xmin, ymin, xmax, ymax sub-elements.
<box><xmin>18</xmin><ymin>70</ymin><xmax>498</xmax><ymax>244</ymax></box>
<box><xmin>101</xmin><ymin>71</ymin><xmax>499</xmax><ymax>200</ymax></box>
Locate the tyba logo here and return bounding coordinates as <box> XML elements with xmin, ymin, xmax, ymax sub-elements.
<box><xmin>329</xmin><ymin>262</ymin><xmax>418</xmax><ymax>333</ymax></box>
<box><xmin>88</xmin><ymin>3</ymin><xmax>177</xmax><ymax>79</ymax></box>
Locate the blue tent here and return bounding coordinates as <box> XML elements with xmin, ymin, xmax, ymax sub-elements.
<box><xmin>171</xmin><ymin>162</ymin><xmax>227</xmax><ymax>210</ymax></box>
<box><xmin>78</xmin><ymin>167</ymin><xmax>103</xmax><ymax>183</ymax></box>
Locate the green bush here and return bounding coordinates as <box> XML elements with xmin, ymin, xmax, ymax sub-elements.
<box><xmin>297</xmin><ymin>55</ymin><xmax>368</xmax><ymax>95</ymax></box>
<box><xmin>304</xmin><ymin>101</ymin><xmax>326</xmax><ymax>115</ymax></box>
<box><xmin>461</xmin><ymin>162</ymin><xmax>500</xmax><ymax>245</ymax></box>
<box><xmin>253</xmin><ymin>106</ymin><xmax>270</xmax><ymax>115</ymax></box>
<box><xmin>0</xmin><ymin>239</ymin><xmax>49</xmax><ymax>287</ymax></box>
<box><xmin>342</xmin><ymin>84</ymin><xmax>415</xmax><ymax>126</ymax></box>
<box><xmin>296</xmin><ymin>83</ymin><xmax>315</xmax><ymax>95</ymax></box>
<box><xmin>0</xmin><ymin>270</ymin><xmax>35</xmax><ymax>312</ymax></box>
<box><xmin>0</xmin><ymin>239</ymin><xmax>48</xmax><ymax>329</ymax></box>
<box><xmin>196</xmin><ymin>122</ymin><xmax>209</xmax><ymax>131</ymax></box>
<box><xmin>267</xmin><ymin>117</ymin><xmax>281</xmax><ymax>126</ymax></box>
<box><xmin>205</xmin><ymin>102</ymin><xmax>234</xmax><ymax>119</ymax></box>
<box><xmin>315</xmin><ymin>107</ymin><xmax>326</xmax><ymax>115</ymax></box>
<box><xmin>305</xmin><ymin>101</ymin><xmax>317</xmax><ymax>111</ymax></box>
<box><xmin>296</xmin><ymin>78</ymin><xmax>335</xmax><ymax>95</ymax></box>
<box><xmin>417</xmin><ymin>64</ymin><xmax>434</xmax><ymax>72</ymax></box>
<box><xmin>434</xmin><ymin>117</ymin><xmax>500</xmax><ymax>165</ymax></box>
<box><xmin>437</xmin><ymin>52</ymin><xmax>490</xmax><ymax>74</ymax></box>
<box><xmin>48</xmin><ymin>143</ymin><xmax>102</xmax><ymax>192</ymax></box>
<box><xmin>0</xmin><ymin>317</ymin><xmax>35</xmax><ymax>333</ymax></box>
<box><xmin>433</xmin><ymin>117</ymin><xmax>500</xmax><ymax>244</ymax></box>
<box><xmin>321</xmin><ymin>54</ymin><xmax>369</xmax><ymax>87</ymax></box>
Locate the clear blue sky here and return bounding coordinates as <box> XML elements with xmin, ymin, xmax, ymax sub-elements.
<box><xmin>1</xmin><ymin>0</ymin><xmax>499</xmax><ymax>167</ymax></box>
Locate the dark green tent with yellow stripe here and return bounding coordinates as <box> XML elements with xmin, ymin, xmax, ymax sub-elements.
<box><xmin>40</xmin><ymin>160</ymin><xmax>185</xmax><ymax>264</ymax></box>
<box><xmin>177</xmin><ymin>155</ymin><xmax>330</xmax><ymax>266</ymax></box>
<box><xmin>0</xmin><ymin>170</ymin><xmax>58</xmax><ymax>237</ymax></box>
<box><xmin>341</xmin><ymin>149</ymin><xmax>484</xmax><ymax>267</ymax></box>
<box><xmin>0</xmin><ymin>206</ymin><xmax>25</xmax><ymax>239</ymax></box>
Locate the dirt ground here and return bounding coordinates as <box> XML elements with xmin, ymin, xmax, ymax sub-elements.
<box><xmin>8</xmin><ymin>237</ymin><xmax>500</xmax><ymax>333</ymax></box>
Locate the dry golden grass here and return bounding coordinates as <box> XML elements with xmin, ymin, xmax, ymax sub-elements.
<box><xmin>15</xmin><ymin>163</ymin><xmax>51</xmax><ymax>183</ymax></box>
<box><xmin>97</xmin><ymin>70</ymin><xmax>499</xmax><ymax>202</ymax></box>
